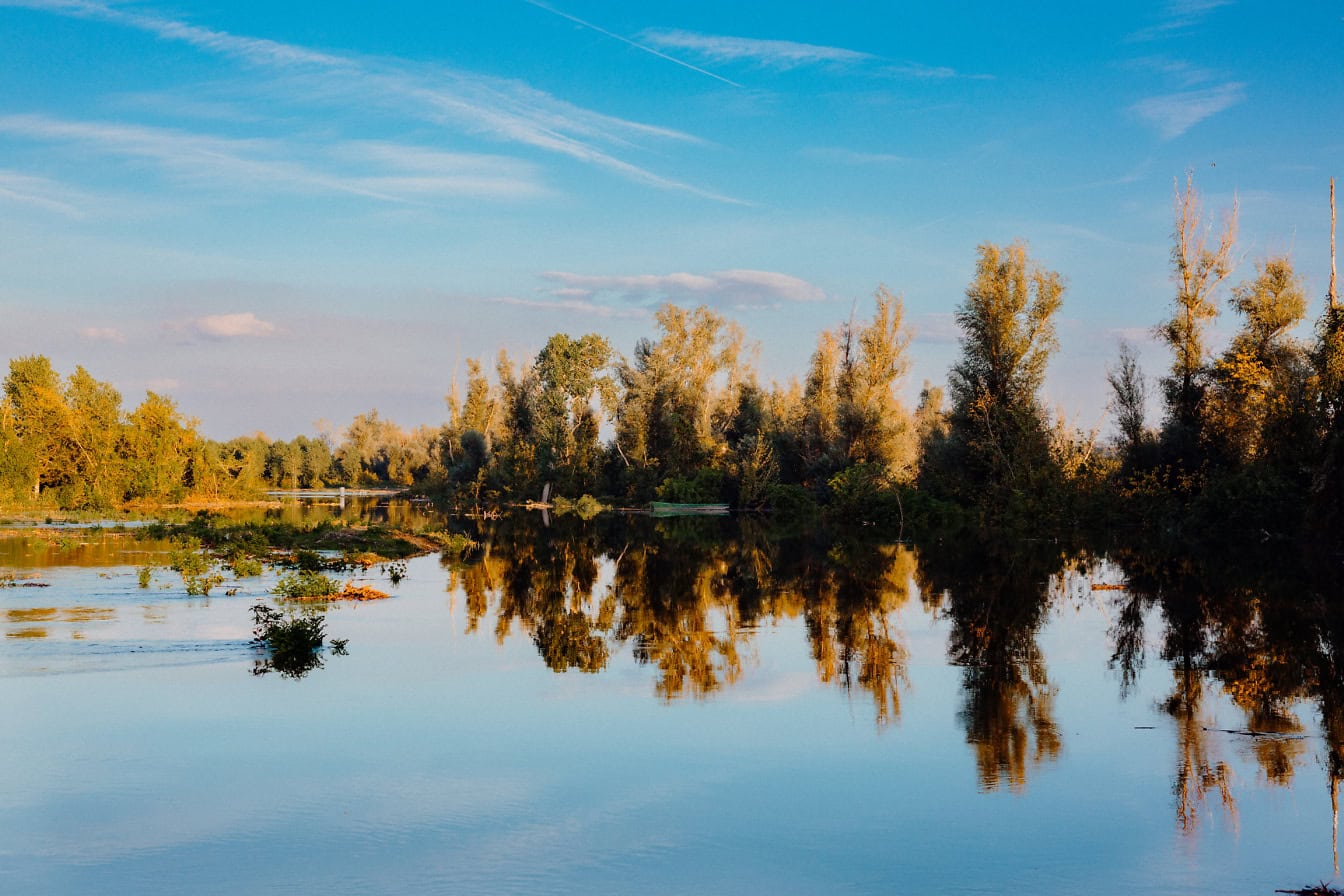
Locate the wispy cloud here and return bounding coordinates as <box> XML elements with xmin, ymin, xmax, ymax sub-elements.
<box><xmin>803</xmin><ymin>147</ymin><xmax>912</xmax><ymax>166</ymax></box>
<box><xmin>193</xmin><ymin>312</ymin><xmax>276</xmax><ymax>339</ymax></box>
<box><xmin>879</xmin><ymin>62</ymin><xmax>993</xmax><ymax>81</ymax></box>
<box><xmin>640</xmin><ymin>28</ymin><xmax>989</xmax><ymax>81</ymax></box>
<box><xmin>523</xmin><ymin>1</ymin><xmax>741</xmax><ymax>87</ymax></box>
<box><xmin>1129</xmin><ymin>0</ymin><xmax>1233</xmax><ymax>41</ymax></box>
<box><xmin>0</xmin><ymin>114</ymin><xmax>547</xmax><ymax>201</ymax></box>
<box><xmin>0</xmin><ymin>169</ymin><xmax>89</xmax><ymax>217</ymax></box>
<box><xmin>3</xmin><ymin>0</ymin><xmax>737</xmax><ymax>202</ymax></box>
<box><xmin>1130</xmin><ymin>82</ymin><xmax>1245</xmax><ymax>138</ymax></box>
<box><xmin>640</xmin><ymin>29</ymin><xmax>873</xmax><ymax>70</ymax></box>
<box><xmin>539</xmin><ymin>269</ymin><xmax>828</xmax><ymax>309</ymax></box>
<box><xmin>490</xmin><ymin>296</ymin><xmax>649</xmax><ymax>320</ymax></box>
<box><xmin>1123</xmin><ymin>55</ymin><xmax>1216</xmax><ymax>88</ymax></box>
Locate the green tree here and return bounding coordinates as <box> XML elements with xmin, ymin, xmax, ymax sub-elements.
<box><xmin>1202</xmin><ymin>256</ymin><xmax>1311</xmax><ymax>467</ymax></box>
<box><xmin>64</xmin><ymin>366</ymin><xmax>126</xmax><ymax>507</ymax></box>
<box><xmin>533</xmin><ymin>333</ymin><xmax>614</xmax><ymax>495</ymax></box>
<box><xmin>1158</xmin><ymin>173</ymin><xmax>1237</xmax><ymax>457</ymax></box>
<box><xmin>121</xmin><ymin>392</ymin><xmax>197</xmax><ymax>501</ymax></box>
<box><xmin>2</xmin><ymin>356</ymin><xmax>74</xmax><ymax>499</ymax></box>
<box><xmin>614</xmin><ymin>304</ymin><xmax>749</xmax><ymax>500</ymax></box>
<box><xmin>925</xmin><ymin>241</ymin><xmax>1065</xmax><ymax>518</ymax></box>
<box><xmin>1107</xmin><ymin>340</ymin><xmax>1153</xmax><ymax>472</ymax></box>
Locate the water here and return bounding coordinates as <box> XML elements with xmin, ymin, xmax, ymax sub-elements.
<box><xmin>0</xmin><ymin>502</ymin><xmax>1338</xmax><ymax>894</ymax></box>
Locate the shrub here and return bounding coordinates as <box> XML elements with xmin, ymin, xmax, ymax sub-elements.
<box><xmin>250</xmin><ymin>603</ymin><xmax>328</xmax><ymax>678</ymax></box>
<box><xmin>273</xmin><ymin>570</ymin><xmax>340</xmax><ymax>599</ymax></box>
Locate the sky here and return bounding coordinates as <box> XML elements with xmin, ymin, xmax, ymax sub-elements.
<box><xmin>1</xmin><ymin>0</ymin><xmax>1340</xmax><ymax>439</ymax></box>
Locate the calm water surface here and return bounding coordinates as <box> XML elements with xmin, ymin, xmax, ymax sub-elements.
<box><xmin>1</xmin><ymin>502</ymin><xmax>1338</xmax><ymax>894</ymax></box>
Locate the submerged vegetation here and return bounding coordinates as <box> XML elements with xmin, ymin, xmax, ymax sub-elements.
<box><xmin>249</xmin><ymin>602</ymin><xmax>334</xmax><ymax>678</ymax></box>
<box><xmin>2</xmin><ymin>176</ymin><xmax>1343</xmax><ymax>562</ymax></box>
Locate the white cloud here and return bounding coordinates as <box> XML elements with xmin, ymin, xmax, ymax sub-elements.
<box><xmin>803</xmin><ymin>147</ymin><xmax>912</xmax><ymax>166</ymax></box>
<box><xmin>539</xmin><ymin>269</ymin><xmax>828</xmax><ymax>309</ymax></box>
<box><xmin>6</xmin><ymin>0</ymin><xmax>739</xmax><ymax>202</ymax></box>
<box><xmin>79</xmin><ymin>326</ymin><xmax>125</xmax><ymax>343</ymax></box>
<box><xmin>879</xmin><ymin>62</ymin><xmax>992</xmax><ymax>81</ymax></box>
<box><xmin>1130</xmin><ymin>82</ymin><xmax>1245</xmax><ymax>138</ymax></box>
<box><xmin>524</xmin><ymin>1</ymin><xmax>741</xmax><ymax>87</ymax></box>
<box><xmin>490</xmin><ymin>296</ymin><xmax>649</xmax><ymax>319</ymax></box>
<box><xmin>0</xmin><ymin>115</ymin><xmax>547</xmax><ymax>202</ymax></box>
<box><xmin>1124</xmin><ymin>56</ymin><xmax>1216</xmax><ymax>88</ymax></box>
<box><xmin>639</xmin><ymin>28</ymin><xmax>872</xmax><ymax>70</ymax></box>
<box><xmin>193</xmin><ymin>312</ymin><xmax>276</xmax><ymax>339</ymax></box>
<box><xmin>0</xmin><ymin>169</ymin><xmax>88</xmax><ymax>217</ymax></box>
<box><xmin>145</xmin><ymin>377</ymin><xmax>180</xmax><ymax>392</ymax></box>
<box><xmin>1129</xmin><ymin>0</ymin><xmax>1234</xmax><ymax>41</ymax></box>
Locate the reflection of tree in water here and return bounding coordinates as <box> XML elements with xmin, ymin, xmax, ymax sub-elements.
<box><xmin>1108</xmin><ymin>541</ymin><xmax>1332</xmax><ymax>838</ymax></box>
<box><xmin>792</xmin><ymin>540</ymin><xmax>914</xmax><ymax>727</ymax></box>
<box><xmin>917</xmin><ymin>536</ymin><xmax>1067</xmax><ymax>793</ymax></box>
<box><xmin>443</xmin><ymin>514</ymin><xmax>918</xmax><ymax>717</ymax></box>
<box><xmin>448</xmin><ymin>515</ymin><xmax>613</xmax><ymax>672</ymax></box>
<box><xmin>610</xmin><ymin>537</ymin><xmax>744</xmax><ymax>700</ymax></box>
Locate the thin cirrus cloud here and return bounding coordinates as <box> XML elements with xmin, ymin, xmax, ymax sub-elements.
<box><xmin>639</xmin><ymin>28</ymin><xmax>989</xmax><ymax>80</ymax></box>
<box><xmin>2</xmin><ymin>0</ymin><xmax>738</xmax><ymax>203</ymax></box>
<box><xmin>523</xmin><ymin>0</ymin><xmax>742</xmax><ymax>88</ymax></box>
<box><xmin>803</xmin><ymin>147</ymin><xmax>912</xmax><ymax>166</ymax></box>
<box><xmin>638</xmin><ymin>28</ymin><xmax>873</xmax><ymax>70</ymax></box>
<box><xmin>1130</xmin><ymin>82</ymin><xmax>1246</xmax><ymax>139</ymax></box>
<box><xmin>538</xmin><ymin>269</ymin><xmax>828</xmax><ymax>309</ymax></box>
<box><xmin>0</xmin><ymin>169</ymin><xmax>90</xmax><ymax>217</ymax></box>
<box><xmin>1128</xmin><ymin>0</ymin><xmax>1233</xmax><ymax>41</ymax></box>
<box><xmin>0</xmin><ymin>114</ymin><xmax>547</xmax><ymax>202</ymax></box>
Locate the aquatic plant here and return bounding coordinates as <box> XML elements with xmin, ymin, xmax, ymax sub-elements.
<box><xmin>249</xmin><ymin>603</ymin><xmax>329</xmax><ymax>678</ymax></box>
<box><xmin>273</xmin><ymin>570</ymin><xmax>340</xmax><ymax>599</ymax></box>
<box><xmin>230</xmin><ymin>556</ymin><xmax>263</xmax><ymax>578</ymax></box>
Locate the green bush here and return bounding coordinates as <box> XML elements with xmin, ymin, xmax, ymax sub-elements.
<box><xmin>250</xmin><ymin>603</ymin><xmax>328</xmax><ymax>678</ymax></box>
<box><xmin>230</xmin><ymin>556</ymin><xmax>263</xmax><ymax>578</ymax></box>
<box><xmin>656</xmin><ymin>469</ymin><xmax>726</xmax><ymax>504</ymax></box>
<box><xmin>273</xmin><ymin>570</ymin><xmax>340</xmax><ymax>599</ymax></box>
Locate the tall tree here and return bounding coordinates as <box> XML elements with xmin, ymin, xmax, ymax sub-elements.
<box><xmin>925</xmin><ymin>241</ymin><xmax>1065</xmax><ymax>515</ymax></box>
<box><xmin>533</xmin><ymin>333</ymin><xmax>614</xmax><ymax>495</ymax></box>
<box><xmin>614</xmin><ymin>304</ymin><xmax>748</xmax><ymax>499</ymax></box>
<box><xmin>1202</xmin><ymin>256</ymin><xmax>1310</xmax><ymax>467</ymax></box>
<box><xmin>1159</xmin><ymin>173</ymin><xmax>1238</xmax><ymax>445</ymax></box>
<box><xmin>121</xmin><ymin>392</ymin><xmax>197</xmax><ymax>501</ymax></box>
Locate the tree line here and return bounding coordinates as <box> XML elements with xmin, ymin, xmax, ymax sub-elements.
<box><xmin>4</xmin><ymin>174</ymin><xmax>1341</xmax><ymax>541</ymax></box>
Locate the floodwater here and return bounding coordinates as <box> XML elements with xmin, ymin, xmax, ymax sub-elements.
<box><xmin>1</xmin><ymin>502</ymin><xmax>1340</xmax><ymax>894</ymax></box>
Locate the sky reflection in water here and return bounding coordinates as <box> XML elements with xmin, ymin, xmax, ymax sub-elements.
<box><xmin>0</xmin><ymin>507</ymin><xmax>1338</xmax><ymax>894</ymax></box>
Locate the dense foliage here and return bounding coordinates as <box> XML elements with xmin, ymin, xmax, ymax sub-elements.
<box><xmin>4</xmin><ymin>175</ymin><xmax>1342</xmax><ymax>547</ymax></box>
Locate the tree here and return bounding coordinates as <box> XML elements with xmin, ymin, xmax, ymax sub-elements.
<box><xmin>926</xmin><ymin>241</ymin><xmax>1065</xmax><ymax>515</ymax></box>
<box><xmin>2</xmin><ymin>356</ymin><xmax>74</xmax><ymax>499</ymax></box>
<box><xmin>64</xmin><ymin>366</ymin><xmax>125</xmax><ymax>507</ymax></box>
<box><xmin>532</xmin><ymin>333</ymin><xmax>614</xmax><ymax>495</ymax></box>
<box><xmin>1107</xmin><ymin>340</ymin><xmax>1152</xmax><ymax>470</ymax></box>
<box><xmin>1202</xmin><ymin>256</ymin><xmax>1311</xmax><ymax>467</ymax></box>
<box><xmin>121</xmin><ymin>392</ymin><xmax>197</xmax><ymax>501</ymax></box>
<box><xmin>614</xmin><ymin>304</ymin><xmax>749</xmax><ymax>500</ymax></box>
<box><xmin>836</xmin><ymin>286</ymin><xmax>915</xmax><ymax>478</ymax></box>
<box><xmin>799</xmin><ymin>288</ymin><xmax>915</xmax><ymax>487</ymax></box>
<box><xmin>1159</xmin><ymin>172</ymin><xmax>1237</xmax><ymax>447</ymax></box>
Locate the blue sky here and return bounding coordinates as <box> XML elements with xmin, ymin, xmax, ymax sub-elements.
<box><xmin>1</xmin><ymin>0</ymin><xmax>1340</xmax><ymax>438</ymax></box>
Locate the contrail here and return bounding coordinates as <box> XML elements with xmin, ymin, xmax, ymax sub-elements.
<box><xmin>522</xmin><ymin>0</ymin><xmax>742</xmax><ymax>88</ymax></box>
